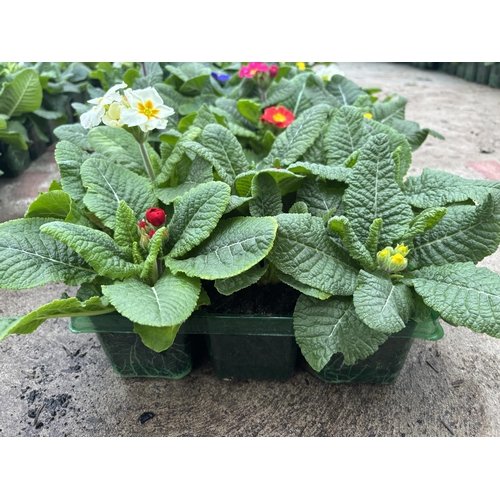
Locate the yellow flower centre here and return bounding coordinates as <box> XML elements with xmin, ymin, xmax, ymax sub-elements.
<box><xmin>272</xmin><ymin>112</ymin><xmax>287</xmax><ymax>123</ymax></box>
<box><xmin>396</xmin><ymin>244</ymin><xmax>408</xmax><ymax>255</ymax></box>
<box><xmin>249</xmin><ymin>69</ymin><xmax>258</xmax><ymax>76</ymax></box>
<box><xmin>364</xmin><ymin>113</ymin><xmax>373</xmax><ymax>119</ymax></box>
<box><xmin>391</xmin><ymin>254</ymin><xmax>405</xmax><ymax>265</ymax></box>
<box><xmin>137</xmin><ymin>100</ymin><xmax>160</xmax><ymax>120</ymax></box>
<box><xmin>378</xmin><ymin>249</ymin><xmax>389</xmax><ymax>258</ymax></box>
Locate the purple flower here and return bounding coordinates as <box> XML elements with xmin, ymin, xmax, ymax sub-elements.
<box><xmin>211</xmin><ymin>72</ymin><xmax>231</xmax><ymax>82</ymax></box>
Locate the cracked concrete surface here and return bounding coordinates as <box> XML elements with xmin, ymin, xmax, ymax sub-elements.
<box><xmin>1</xmin><ymin>62</ymin><xmax>499</xmax><ymax>437</ymax></box>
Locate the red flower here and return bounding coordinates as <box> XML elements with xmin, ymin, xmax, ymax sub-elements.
<box><xmin>260</xmin><ymin>106</ymin><xmax>295</xmax><ymax>128</ymax></box>
<box><xmin>269</xmin><ymin>65</ymin><xmax>279</xmax><ymax>78</ymax></box>
<box><xmin>239</xmin><ymin>62</ymin><xmax>269</xmax><ymax>78</ymax></box>
<box><xmin>149</xmin><ymin>229</ymin><xmax>156</xmax><ymax>239</ymax></box>
<box><xmin>145</xmin><ymin>207</ymin><xmax>166</xmax><ymax>226</ymax></box>
<box><xmin>138</xmin><ymin>220</ymin><xmax>147</xmax><ymax>230</ymax></box>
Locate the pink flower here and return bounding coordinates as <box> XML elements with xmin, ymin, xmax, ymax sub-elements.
<box><xmin>239</xmin><ymin>62</ymin><xmax>270</xmax><ymax>78</ymax></box>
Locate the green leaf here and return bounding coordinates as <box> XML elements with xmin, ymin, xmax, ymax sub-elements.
<box><xmin>87</xmin><ymin>126</ymin><xmax>151</xmax><ymax>176</ymax></box>
<box><xmin>401</xmin><ymin>207</ymin><xmax>447</xmax><ymax>242</ymax></box>
<box><xmin>0</xmin><ymin>68</ymin><xmax>42</xmax><ymax>117</ymax></box>
<box><xmin>54</xmin><ymin>140</ymin><xmax>89</xmax><ymax>203</ymax></box>
<box><xmin>325</xmin><ymin>75</ymin><xmax>367</xmax><ymax>106</ymax></box>
<box><xmin>200</xmin><ymin>123</ymin><xmax>249</xmax><ymax>186</ymax></box>
<box><xmin>249</xmin><ymin>172</ymin><xmax>283</xmax><ymax>217</ymax></box>
<box><xmin>6</xmin><ymin>296</ymin><xmax>114</xmax><ymax>335</ymax></box>
<box><xmin>411</xmin><ymin>193</ymin><xmax>500</xmax><ymax>268</ymax></box>
<box><xmin>133</xmin><ymin>323</ymin><xmax>181</xmax><ymax>352</ymax></box>
<box><xmin>268</xmin><ymin>214</ymin><xmax>359</xmax><ymax>296</ymax></box>
<box><xmin>237</xmin><ymin>99</ymin><xmax>261</xmax><ymax>124</ymax></box>
<box><xmin>25</xmin><ymin>190</ymin><xmax>72</xmax><ymax>219</ymax></box>
<box><xmin>101</xmin><ymin>270</ymin><xmax>201</xmax><ymax>327</ymax></box>
<box><xmin>343</xmin><ymin>133</ymin><xmax>414</xmax><ymax>246</ymax></box>
<box><xmin>114</xmin><ymin>200</ymin><xmax>139</xmax><ymax>256</ymax></box>
<box><xmin>263</xmin><ymin>104</ymin><xmax>330</xmax><ymax>168</ymax></box>
<box><xmin>323</xmin><ymin>105</ymin><xmax>367</xmax><ymax>166</ymax></box>
<box><xmin>53</xmin><ymin>123</ymin><xmax>91</xmax><ymax>150</ymax></box>
<box><xmin>372</xmin><ymin>96</ymin><xmax>407</xmax><ymax>124</ymax></box>
<box><xmin>287</xmin><ymin>161</ymin><xmax>350</xmax><ymax>183</ymax></box>
<box><xmin>390</xmin><ymin>119</ymin><xmax>444</xmax><ymax>151</ymax></box>
<box><xmin>140</xmin><ymin>227</ymin><xmax>167</xmax><ymax>282</ymax></box>
<box><xmin>293</xmin><ymin>295</ymin><xmax>391</xmax><ymax>370</ymax></box>
<box><xmin>0</xmin><ymin>122</ymin><xmax>29</xmax><ymax>150</ymax></box>
<box><xmin>275</xmin><ymin>269</ymin><xmax>331</xmax><ymax>300</ymax></box>
<box><xmin>40</xmin><ymin>221</ymin><xmax>142</xmax><ymax>280</ymax></box>
<box><xmin>404</xmin><ymin>168</ymin><xmax>500</xmax><ymax>208</ymax></box>
<box><xmin>81</xmin><ymin>157</ymin><xmax>157</xmax><ymax>230</ymax></box>
<box><xmin>215</xmin><ymin>262</ymin><xmax>269</xmax><ymax>296</ymax></box>
<box><xmin>353</xmin><ymin>270</ymin><xmax>414</xmax><ymax>333</ymax></box>
<box><xmin>295</xmin><ymin>177</ymin><xmax>344</xmax><ymax>217</ymax></box>
<box><xmin>365</xmin><ymin>218</ymin><xmax>383</xmax><ymax>258</ymax></box>
<box><xmin>156</xmin><ymin>127</ymin><xmax>202</xmax><ymax>187</ymax></box>
<box><xmin>166</xmin><ymin>216</ymin><xmax>278</xmax><ymax>280</ymax></box>
<box><xmin>328</xmin><ymin>216</ymin><xmax>375</xmax><ymax>269</ymax></box>
<box><xmin>167</xmin><ymin>181</ymin><xmax>231</xmax><ymax>259</ymax></box>
<box><xmin>412</xmin><ymin>263</ymin><xmax>500</xmax><ymax>338</ymax></box>
<box><xmin>0</xmin><ymin>218</ymin><xmax>95</xmax><ymax>289</ymax></box>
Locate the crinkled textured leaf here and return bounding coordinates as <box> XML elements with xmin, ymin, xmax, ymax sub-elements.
<box><xmin>215</xmin><ymin>262</ymin><xmax>269</xmax><ymax>296</ymax></box>
<box><xmin>390</xmin><ymin>119</ymin><xmax>444</xmax><ymax>151</ymax></box>
<box><xmin>141</xmin><ymin>228</ymin><xmax>168</xmax><ymax>282</ymax></box>
<box><xmin>225</xmin><ymin>195</ymin><xmax>252</xmax><ymax>214</ymax></box>
<box><xmin>53</xmin><ymin>123</ymin><xmax>91</xmax><ymax>150</ymax></box>
<box><xmin>364</xmin><ymin>119</ymin><xmax>412</xmax><ymax>181</ymax></box>
<box><xmin>166</xmin><ymin>216</ymin><xmax>277</xmax><ymax>280</ymax></box>
<box><xmin>6</xmin><ymin>296</ymin><xmax>114</xmax><ymax>335</ymax></box>
<box><xmin>101</xmin><ymin>270</ymin><xmax>201</xmax><ymax>327</ymax></box>
<box><xmin>411</xmin><ymin>193</ymin><xmax>500</xmax><ymax>268</ymax></box>
<box><xmin>401</xmin><ymin>207</ymin><xmax>447</xmax><ymax>242</ymax></box>
<box><xmin>288</xmin><ymin>161</ymin><xmax>350</xmax><ymax>183</ymax></box>
<box><xmin>404</xmin><ymin>168</ymin><xmax>500</xmax><ymax>208</ymax></box>
<box><xmin>294</xmin><ymin>295</ymin><xmax>391</xmax><ymax>370</ymax></box>
<box><xmin>324</xmin><ymin>105</ymin><xmax>367</xmax><ymax>166</ymax></box>
<box><xmin>40</xmin><ymin>221</ymin><xmax>142</xmax><ymax>279</ymax></box>
<box><xmin>249</xmin><ymin>172</ymin><xmax>283</xmax><ymax>217</ymax></box>
<box><xmin>295</xmin><ymin>177</ymin><xmax>343</xmax><ymax>217</ymax></box>
<box><xmin>0</xmin><ymin>218</ymin><xmax>95</xmax><ymax>289</ymax></box>
<box><xmin>353</xmin><ymin>271</ymin><xmax>414</xmax><ymax>333</ymax></box>
<box><xmin>214</xmin><ymin>98</ymin><xmax>256</xmax><ymax>131</ymax></box>
<box><xmin>263</xmin><ymin>78</ymin><xmax>296</xmax><ymax>107</ymax></box>
<box><xmin>343</xmin><ymin>134</ymin><xmax>414</xmax><ymax>246</ymax></box>
<box><xmin>167</xmin><ymin>181</ymin><xmax>230</xmax><ymax>258</ymax></box>
<box><xmin>412</xmin><ymin>262</ymin><xmax>500</xmax><ymax>338</ymax></box>
<box><xmin>325</xmin><ymin>75</ymin><xmax>367</xmax><ymax>106</ymax></box>
<box><xmin>235</xmin><ymin>169</ymin><xmax>303</xmax><ymax>198</ymax></box>
<box><xmin>275</xmin><ymin>269</ymin><xmax>331</xmax><ymax>300</ymax></box>
<box><xmin>268</xmin><ymin>214</ymin><xmax>359</xmax><ymax>296</ymax></box>
<box><xmin>372</xmin><ymin>96</ymin><xmax>407</xmax><ymax>124</ymax></box>
<box><xmin>262</xmin><ymin>104</ymin><xmax>330</xmax><ymax>168</ymax></box>
<box><xmin>114</xmin><ymin>200</ymin><xmax>138</xmax><ymax>257</ymax></box>
<box><xmin>81</xmin><ymin>157</ymin><xmax>157</xmax><ymax>230</ymax></box>
<box><xmin>25</xmin><ymin>191</ymin><xmax>72</xmax><ymax>219</ymax></box>
<box><xmin>87</xmin><ymin>126</ymin><xmax>147</xmax><ymax>176</ymax></box>
<box><xmin>54</xmin><ymin>140</ymin><xmax>89</xmax><ymax>203</ymax></box>
<box><xmin>1</xmin><ymin>317</ymin><xmax>23</xmax><ymax>341</ymax></box>
<box><xmin>328</xmin><ymin>216</ymin><xmax>375</xmax><ymax>269</ymax></box>
<box><xmin>200</xmin><ymin>124</ymin><xmax>249</xmax><ymax>186</ymax></box>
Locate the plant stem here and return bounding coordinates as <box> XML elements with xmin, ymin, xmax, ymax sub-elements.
<box><xmin>138</xmin><ymin>142</ymin><xmax>156</xmax><ymax>182</ymax></box>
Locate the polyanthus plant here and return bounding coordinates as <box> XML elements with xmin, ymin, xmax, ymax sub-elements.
<box><xmin>229</xmin><ymin>101</ymin><xmax>500</xmax><ymax>372</ymax></box>
<box><xmin>0</xmin><ymin>83</ymin><xmax>278</xmax><ymax>352</ymax></box>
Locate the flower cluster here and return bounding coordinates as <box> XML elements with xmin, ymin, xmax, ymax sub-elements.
<box><xmin>80</xmin><ymin>83</ymin><xmax>175</xmax><ymax>134</ymax></box>
<box><xmin>238</xmin><ymin>62</ymin><xmax>278</xmax><ymax>78</ymax></box>
<box><xmin>377</xmin><ymin>244</ymin><xmax>409</xmax><ymax>274</ymax></box>
<box><xmin>138</xmin><ymin>207</ymin><xmax>167</xmax><ymax>249</ymax></box>
<box><xmin>260</xmin><ymin>106</ymin><xmax>295</xmax><ymax>129</ymax></box>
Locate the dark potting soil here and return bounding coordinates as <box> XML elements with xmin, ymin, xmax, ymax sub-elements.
<box><xmin>202</xmin><ymin>280</ymin><xmax>301</xmax><ymax>316</ymax></box>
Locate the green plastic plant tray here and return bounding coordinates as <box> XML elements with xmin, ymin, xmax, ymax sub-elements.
<box><xmin>69</xmin><ymin>313</ymin><xmax>193</xmax><ymax>379</ymax></box>
<box><xmin>309</xmin><ymin>312</ymin><xmax>444</xmax><ymax>384</ymax></box>
<box><xmin>199</xmin><ymin>315</ymin><xmax>297</xmax><ymax>381</ymax></box>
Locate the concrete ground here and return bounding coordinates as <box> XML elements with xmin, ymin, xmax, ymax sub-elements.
<box><xmin>1</xmin><ymin>62</ymin><xmax>500</xmax><ymax>437</ymax></box>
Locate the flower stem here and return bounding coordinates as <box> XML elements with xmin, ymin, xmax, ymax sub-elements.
<box><xmin>138</xmin><ymin>142</ymin><xmax>156</xmax><ymax>182</ymax></box>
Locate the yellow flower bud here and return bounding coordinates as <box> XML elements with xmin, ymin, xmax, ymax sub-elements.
<box><xmin>364</xmin><ymin>113</ymin><xmax>373</xmax><ymax>119</ymax></box>
<box><xmin>395</xmin><ymin>243</ymin><xmax>409</xmax><ymax>256</ymax></box>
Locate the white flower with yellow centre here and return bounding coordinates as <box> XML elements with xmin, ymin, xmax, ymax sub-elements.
<box><xmin>121</xmin><ymin>88</ymin><xmax>175</xmax><ymax>132</ymax></box>
<box><xmin>80</xmin><ymin>82</ymin><xmax>128</xmax><ymax>129</ymax></box>
<box><xmin>102</xmin><ymin>101</ymin><xmax>125</xmax><ymax>128</ymax></box>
